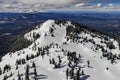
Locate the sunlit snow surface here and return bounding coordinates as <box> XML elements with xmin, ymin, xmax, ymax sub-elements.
<box><xmin>0</xmin><ymin>20</ymin><xmax>120</xmax><ymax>80</ymax></box>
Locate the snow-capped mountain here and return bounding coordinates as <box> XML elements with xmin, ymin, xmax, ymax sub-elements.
<box><xmin>0</xmin><ymin>20</ymin><xmax>120</xmax><ymax>80</ymax></box>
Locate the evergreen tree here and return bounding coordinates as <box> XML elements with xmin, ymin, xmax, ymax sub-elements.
<box><xmin>25</xmin><ymin>65</ymin><xmax>29</xmax><ymax>80</ymax></box>
<box><xmin>81</xmin><ymin>70</ymin><xmax>84</xmax><ymax>75</ymax></box>
<box><xmin>22</xmin><ymin>59</ymin><xmax>26</xmax><ymax>64</ymax></box>
<box><xmin>0</xmin><ymin>57</ymin><xmax>1</xmax><ymax>62</ymax></box>
<box><xmin>87</xmin><ymin>60</ymin><xmax>90</xmax><ymax>67</ymax></box>
<box><xmin>106</xmin><ymin>67</ymin><xmax>109</xmax><ymax>70</ymax></box>
<box><xmin>70</xmin><ymin>67</ymin><xmax>74</xmax><ymax>79</ymax></box>
<box><xmin>32</xmin><ymin>62</ymin><xmax>36</xmax><ymax>68</ymax></box>
<box><xmin>34</xmin><ymin>67</ymin><xmax>37</xmax><ymax>77</ymax></box>
<box><xmin>49</xmin><ymin>59</ymin><xmax>52</xmax><ymax>64</ymax></box>
<box><xmin>32</xmin><ymin>62</ymin><xmax>37</xmax><ymax>79</ymax></box>
<box><xmin>0</xmin><ymin>67</ymin><xmax>2</xmax><ymax>75</ymax></box>
<box><xmin>26</xmin><ymin>55</ymin><xmax>29</xmax><ymax>61</ymax></box>
<box><xmin>52</xmin><ymin>58</ymin><xmax>55</xmax><ymax>64</ymax></box>
<box><xmin>16</xmin><ymin>64</ymin><xmax>18</xmax><ymax>70</ymax></box>
<box><xmin>66</xmin><ymin>68</ymin><xmax>69</xmax><ymax>79</ymax></box>
<box><xmin>3</xmin><ymin>75</ymin><xmax>7</xmax><ymax>80</ymax></box>
<box><xmin>58</xmin><ymin>56</ymin><xmax>62</xmax><ymax>68</ymax></box>
<box><xmin>76</xmin><ymin>69</ymin><xmax>80</xmax><ymax>80</ymax></box>
<box><xmin>3</xmin><ymin>64</ymin><xmax>11</xmax><ymax>73</ymax></box>
<box><xmin>54</xmin><ymin>62</ymin><xmax>57</xmax><ymax>68</ymax></box>
<box><xmin>79</xmin><ymin>54</ymin><xmax>81</xmax><ymax>58</ymax></box>
<box><xmin>18</xmin><ymin>73</ymin><xmax>21</xmax><ymax>80</ymax></box>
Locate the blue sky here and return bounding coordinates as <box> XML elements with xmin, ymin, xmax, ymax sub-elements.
<box><xmin>88</xmin><ymin>0</ymin><xmax>120</xmax><ymax>4</ymax></box>
<box><xmin>89</xmin><ymin>2</ymin><xmax>119</xmax><ymax>6</ymax></box>
<box><xmin>85</xmin><ymin>0</ymin><xmax>120</xmax><ymax>7</ymax></box>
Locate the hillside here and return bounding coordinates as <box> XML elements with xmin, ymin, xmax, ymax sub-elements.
<box><xmin>0</xmin><ymin>20</ymin><xmax>120</xmax><ymax>80</ymax></box>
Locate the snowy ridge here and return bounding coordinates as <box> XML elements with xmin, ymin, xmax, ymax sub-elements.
<box><xmin>0</xmin><ymin>20</ymin><xmax>120</xmax><ymax>80</ymax></box>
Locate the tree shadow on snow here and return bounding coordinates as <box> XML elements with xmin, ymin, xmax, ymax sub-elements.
<box><xmin>29</xmin><ymin>72</ymin><xmax>34</xmax><ymax>75</ymax></box>
<box><xmin>37</xmin><ymin>74</ymin><xmax>48</xmax><ymax>79</ymax></box>
<box><xmin>88</xmin><ymin>66</ymin><xmax>94</xmax><ymax>68</ymax></box>
<box><xmin>60</xmin><ymin>63</ymin><xmax>67</xmax><ymax>68</ymax></box>
<box><xmin>81</xmin><ymin>65</ymin><xmax>94</xmax><ymax>68</ymax></box>
<box><xmin>81</xmin><ymin>75</ymin><xmax>90</xmax><ymax>80</ymax></box>
<box><xmin>79</xmin><ymin>58</ymin><xmax>84</xmax><ymax>63</ymax></box>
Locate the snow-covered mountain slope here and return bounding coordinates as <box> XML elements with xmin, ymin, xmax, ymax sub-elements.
<box><xmin>0</xmin><ymin>20</ymin><xmax>120</xmax><ymax>80</ymax></box>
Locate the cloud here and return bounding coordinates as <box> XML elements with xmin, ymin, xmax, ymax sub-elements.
<box><xmin>0</xmin><ymin>0</ymin><xmax>83</xmax><ymax>4</ymax></box>
<box><xmin>108</xmin><ymin>3</ymin><xmax>113</xmax><ymax>7</ymax></box>
<box><xmin>0</xmin><ymin>0</ymin><xmax>119</xmax><ymax>5</ymax></box>
<box><xmin>96</xmin><ymin>3</ymin><xmax>102</xmax><ymax>8</ymax></box>
<box><xmin>75</xmin><ymin>3</ymin><xmax>86</xmax><ymax>7</ymax></box>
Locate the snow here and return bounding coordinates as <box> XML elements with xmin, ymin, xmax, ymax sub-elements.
<box><xmin>0</xmin><ymin>20</ymin><xmax>120</xmax><ymax>80</ymax></box>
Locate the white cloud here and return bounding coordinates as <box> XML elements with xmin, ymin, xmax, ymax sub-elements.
<box><xmin>96</xmin><ymin>3</ymin><xmax>102</xmax><ymax>8</ymax></box>
<box><xmin>75</xmin><ymin>3</ymin><xmax>86</xmax><ymax>7</ymax></box>
<box><xmin>108</xmin><ymin>3</ymin><xmax>113</xmax><ymax>7</ymax></box>
<box><xmin>0</xmin><ymin>0</ymin><xmax>84</xmax><ymax>5</ymax></box>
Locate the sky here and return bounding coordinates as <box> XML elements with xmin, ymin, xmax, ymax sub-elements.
<box><xmin>0</xmin><ymin>0</ymin><xmax>120</xmax><ymax>4</ymax></box>
<box><xmin>0</xmin><ymin>0</ymin><xmax>119</xmax><ymax>12</ymax></box>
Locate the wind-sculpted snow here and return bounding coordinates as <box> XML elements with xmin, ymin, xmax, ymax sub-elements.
<box><xmin>0</xmin><ymin>20</ymin><xmax>120</xmax><ymax>80</ymax></box>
